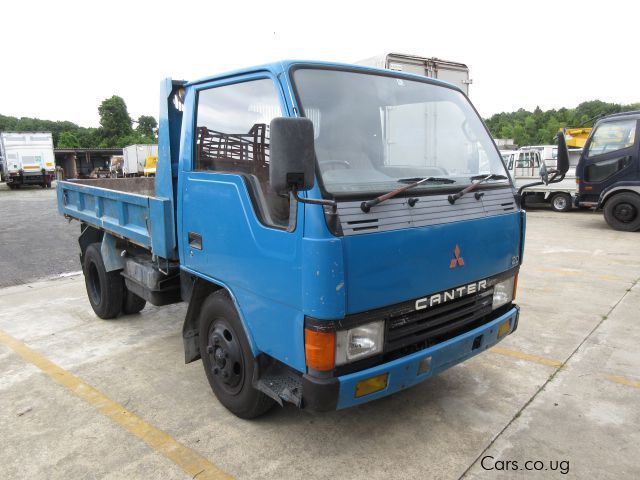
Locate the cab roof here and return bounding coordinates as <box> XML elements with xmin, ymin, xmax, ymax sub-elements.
<box><xmin>185</xmin><ymin>60</ymin><xmax>464</xmax><ymax>93</ymax></box>
<box><xmin>598</xmin><ymin>110</ymin><xmax>640</xmax><ymax>122</ymax></box>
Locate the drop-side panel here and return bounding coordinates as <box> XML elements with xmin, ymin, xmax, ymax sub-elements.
<box><xmin>56</xmin><ymin>180</ymin><xmax>176</xmax><ymax>259</ymax></box>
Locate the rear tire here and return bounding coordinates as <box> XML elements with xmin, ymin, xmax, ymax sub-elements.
<box><xmin>603</xmin><ymin>192</ymin><xmax>640</xmax><ymax>231</ymax></box>
<box><xmin>122</xmin><ymin>288</ymin><xmax>146</xmax><ymax>315</ymax></box>
<box><xmin>550</xmin><ymin>193</ymin><xmax>572</xmax><ymax>212</ymax></box>
<box><xmin>83</xmin><ymin>243</ymin><xmax>124</xmax><ymax>319</ymax></box>
<box><xmin>198</xmin><ymin>291</ymin><xmax>275</xmax><ymax>419</ymax></box>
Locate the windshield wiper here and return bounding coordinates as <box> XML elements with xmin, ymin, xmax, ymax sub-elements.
<box><xmin>360</xmin><ymin>177</ymin><xmax>455</xmax><ymax>212</ymax></box>
<box><xmin>469</xmin><ymin>174</ymin><xmax>508</xmax><ymax>181</ymax></box>
<box><xmin>448</xmin><ymin>174</ymin><xmax>507</xmax><ymax>204</ymax></box>
<box><xmin>397</xmin><ymin>176</ymin><xmax>455</xmax><ymax>184</ymax></box>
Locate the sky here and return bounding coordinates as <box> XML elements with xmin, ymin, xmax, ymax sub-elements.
<box><xmin>2</xmin><ymin>0</ymin><xmax>638</xmax><ymax>127</ymax></box>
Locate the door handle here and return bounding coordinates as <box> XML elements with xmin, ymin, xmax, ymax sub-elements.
<box><xmin>188</xmin><ymin>232</ymin><xmax>202</xmax><ymax>250</ymax></box>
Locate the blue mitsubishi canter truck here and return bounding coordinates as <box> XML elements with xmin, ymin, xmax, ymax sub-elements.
<box><xmin>57</xmin><ymin>61</ymin><xmax>534</xmax><ymax>418</ymax></box>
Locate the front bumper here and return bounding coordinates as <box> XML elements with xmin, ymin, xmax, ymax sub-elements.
<box><xmin>6</xmin><ymin>172</ymin><xmax>53</xmax><ymax>184</ymax></box>
<box><xmin>302</xmin><ymin>305</ymin><xmax>519</xmax><ymax>411</ymax></box>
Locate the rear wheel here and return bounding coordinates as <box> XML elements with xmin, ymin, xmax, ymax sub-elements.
<box><xmin>603</xmin><ymin>192</ymin><xmax>640</xmax><ymax>231</ymax></box>
<box><xmin>550</xmin><ymin>193</ymin><xmax>572</xmax><ymax>212</ymax></box>
<box><xmin>122</xmin><ymin>288</ymin><xmax>146</xmax><ymax>315</ymax></box>
<box><xmin>198</xmin><ymin>291</ymin><xmax>274</xmax><ymax>419</ymax></box>
<box><xmin>83</xmin><ymin>243</ymin><xmax>124</xmax><ymax>319</ymax></box>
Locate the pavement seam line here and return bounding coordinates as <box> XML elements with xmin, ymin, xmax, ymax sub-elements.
<box><xmin>458</xmin><ymin>276</ymin><xmax>640</xmax><ymax>480</ymax></box>
<box><xmin>0</xmin><ymin>329</ymin><xmax>233</xmax><ymax>480</ymax></box>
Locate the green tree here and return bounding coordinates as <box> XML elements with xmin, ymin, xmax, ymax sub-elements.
<box><xmin>499</xmin><ymin>124</ymin><xmax>514</xmax><ymax>139</ymax></box>
<box><xmin>136</xmin><ymin>115</ymin><xmax>158</xmax><ymax>138</ymax></box>
<box><xmin>98</xmin><ymin>95</ymin><xmax>133</xmax><ymax>141</ymax></box>
<box><xmin>57</xmin><ymin>132</ymin><xmax>80</xmax><ymax>148</ymax></box>
<box><xmin>513</xmin><ymin>124</ymin><xmax>529</xmax><ymax>146</ymax></box>
<box><xmin>485</xmin><ymin>100</ymin><xmax>640</xmax><ymax>147</ymax></box>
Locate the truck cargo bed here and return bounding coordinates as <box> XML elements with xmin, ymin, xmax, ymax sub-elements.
<box><xmin>70</xmin><ymin>177</ymin><xmax>156</xmax><ymax>195</ymax></box>
<box><xmin>57</xmin><ymin>177</ymin><xmax>176</xmax><ymax>259</ymax></box>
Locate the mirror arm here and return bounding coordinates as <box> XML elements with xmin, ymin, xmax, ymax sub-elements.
<box><xmin>293</xmin><ymin>189</ymin><xmax>337</xmax><ymax>213</ymax></box>
<box><xmin>517</xmin><ymin>171</ymin><xmax>567</xmax><ymax>196</ymax></box>
<box><xmin>517</xmin><ymin>181</ymin><xmax>545</xmax><ymax>196</ymax></box>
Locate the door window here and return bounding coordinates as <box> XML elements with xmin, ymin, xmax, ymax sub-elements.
<box><xmin>587</xmin><ymin>119</ymin><xmax>636</xmax><ymax>157</ymax></box>
<box><xmin>585</xmin><ymin>156</ymin><xmax>632</xmax><ymax>182</ymax></box>
<box><xmin>194</xmin><ymin>78</ymin><xmax>291</xmax><ymax>228</ymax></box>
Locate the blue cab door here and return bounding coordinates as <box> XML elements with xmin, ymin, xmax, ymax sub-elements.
<box><xmin>177</xmin><ymin>72</ymin><xmax>308</xmax><ymax>371</ymax></box>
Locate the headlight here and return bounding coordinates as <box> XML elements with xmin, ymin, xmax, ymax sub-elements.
<box><xmin>492</xmin><ymin>276</ymin><xmax>516</xmax><ymax>309</ymax></box>
<box><xmin>335</xmin><ymin>321</ymin><xmax>384</xmax><ymax>365</ymax></box>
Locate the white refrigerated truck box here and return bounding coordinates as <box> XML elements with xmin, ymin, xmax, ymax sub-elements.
<box><xmin>357</xmin><ymin>53</ymin><xmax>472</xmax><ymax>95</ymax></box>
<box><xmin>122</xmin><ymin>144</ymin><xmax>158</xmax><ymax>176</ymax></box>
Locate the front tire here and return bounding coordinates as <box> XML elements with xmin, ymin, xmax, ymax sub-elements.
<box><xmin>198</xmin><ymin>291</ymin><xmax>275</xmax><ymax>419</ymax></box>
<box><xmin>550</xmin><ymin>193</ymin><xmax>572</xmax><ymax>212</ymax></box>
<box><xmin>83</xmin><ymin>243</ymin><xmax>124</xmax><ymax>319</ymax></box>
<box><xmin>603</xmin><ymin>192</ymin><xmax>640</xmax><ymax>231</ymax></box>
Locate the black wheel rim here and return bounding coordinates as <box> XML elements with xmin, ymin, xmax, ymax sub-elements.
<box><xmin>206</xmin><ymin>319</ymin><xmax>244</xmax><ymax>395</ymax></box>
<box><xmin>613</xmin><ymin>202</ymin><xmax>637</xmax><ymax>223</ymax></box>
<box><xmin>88</xmin><ymin>261</ymin><xmax>101</xmax><ymax>305</ymax></box>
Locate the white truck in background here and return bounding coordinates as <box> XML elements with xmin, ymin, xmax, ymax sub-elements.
<box><xmin>502</xmin><ymin>148</ymin><xmax>578</xmax><ymax>212</ymax></box>
<box><xmin>357</xmin><ymin>52</ymin><xmax>472</xmax><ymax>95</ymax></box>
<box><xmin>519</xmin><ymin>144</ymin><xmax>583</xmax><ymax>170</ymax></box>
<box><xmin>0</xmin><ymin>132</ymin><xmax>56</xmax><ymax>189</ymax></box>
<box><xmin>122</xmin><ymin>144</ymin><xmax>158</xmax><ymax>176</ymax></box>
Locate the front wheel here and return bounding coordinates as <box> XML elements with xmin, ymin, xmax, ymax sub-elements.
<box><xmin>198</xmin><ymin>291</ymin><xmax>275</xmax><ymax>419</ymax></box>
<box><xmin>603</xmin><ymin>192</ymin><xmax>640</xmax><ymax>231</ymax></box>
<box><xmin>550</xmin><ymin>193</ymin><xmax>572</xmax><ymax>212</ymax></box>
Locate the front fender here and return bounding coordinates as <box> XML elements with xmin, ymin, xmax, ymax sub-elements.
<box><xmin>597</xmin><ymin>183</ymin><xmax>640</xmax><ymax>209</ymax></box>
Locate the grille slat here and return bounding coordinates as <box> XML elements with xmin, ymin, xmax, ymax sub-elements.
<box><xmin>338</xmin><ymin>187</ymin><xmax>517</xmax><ymax>236</ymax></box>
<box><xmin>388</xmin><ymin>290</ymin><xmax>490</xmax><ymax>330</ymax></box>
<box><xmin>385</xmin><ymin>288</ymin><xmax>495</xmax><ymax>352</ymax></box>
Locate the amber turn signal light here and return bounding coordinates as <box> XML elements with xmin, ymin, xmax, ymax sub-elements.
<box><xmin>305</xmin><ymin>328</ymin><xmax>335</xmax><ymax>371</ymax></box>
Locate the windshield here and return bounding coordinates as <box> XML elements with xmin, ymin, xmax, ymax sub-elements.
<box><xmin>293</xmin><ymin>68</ymin><xmax>508</xmax><ymax>195</ymax></box>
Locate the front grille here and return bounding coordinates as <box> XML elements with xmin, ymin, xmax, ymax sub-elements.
<box><xmin>385</xmin><ymin>288</ymin><xmax>494</xmax><ymax>354</ymax></box>
<box><xmin>312</xmin><ymin>268</ymin><xmax>518</xmax><ymax>376</ymax></box>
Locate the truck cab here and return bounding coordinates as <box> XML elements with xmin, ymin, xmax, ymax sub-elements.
<box><xmin>58</xmin><ymin>61</ymin><xmax>525</xmax><ymax>418</ymax></box>
<box><xmin>575</xmin><ymin>111</ymin><xmax>640</xmax><ymax>231</ymax></box>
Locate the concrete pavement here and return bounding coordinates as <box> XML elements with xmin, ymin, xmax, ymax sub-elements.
<box><xmin>0</xmin><ymin>182</ymin><xmax>79</xmax><ymax>288</ymax></box>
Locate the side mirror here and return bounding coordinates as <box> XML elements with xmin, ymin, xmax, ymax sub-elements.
<box><xmin>556</xmin><ymin>131</ymin><xmax>570</xmax><ymax>175</ymax></box>
<box><xmin>269</xmin><ymin>117</ymin><xmax>315</xmax><ymax>193</ymax></box>
<box><xmin>539</xmin><ymin>162</ymin><xmax>549</xmax><ymax>185</ymax></box>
